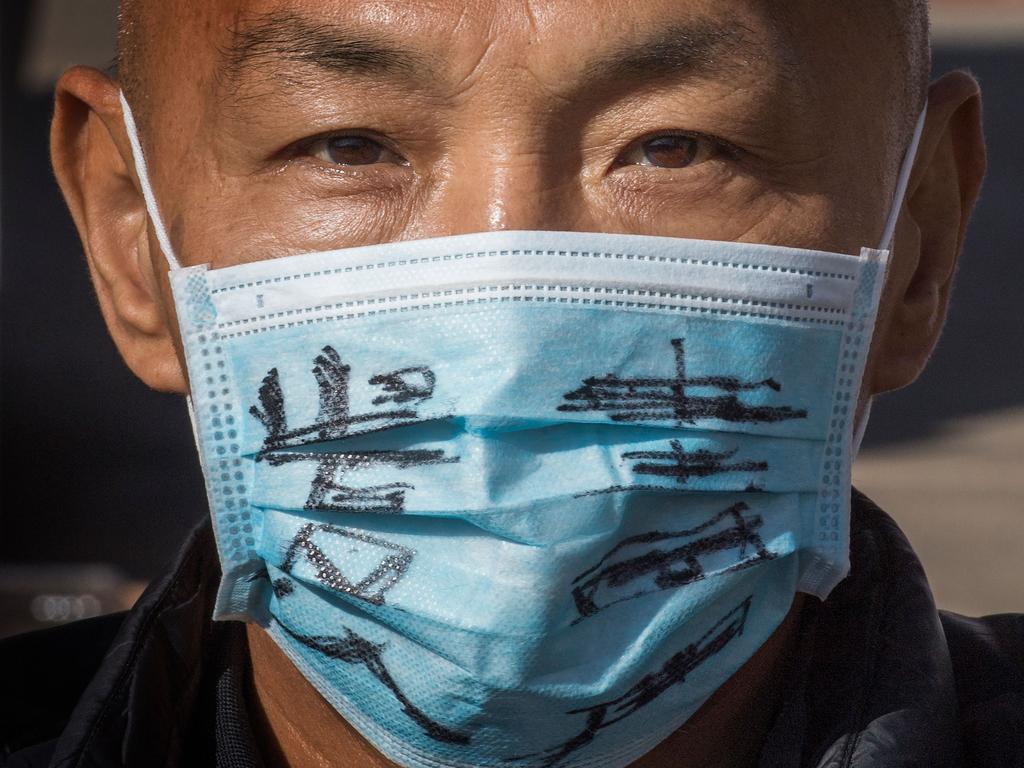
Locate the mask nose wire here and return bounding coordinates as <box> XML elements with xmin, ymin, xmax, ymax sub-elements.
<box><xmin>877</xmin><ymin>105</ymin><xmax>928</xmax><ymax>253</ymax></box>
<box><xmin>119</xmin><ymin>91</ymin><xmax>181</xmax><ymax>271</ymax></box>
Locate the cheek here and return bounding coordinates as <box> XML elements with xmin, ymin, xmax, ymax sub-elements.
<box><xmin>168</xmin><ymin>159</ymin><xmax>879</xmax><ymax>265</ymax></box>
<box><xmin>176</xmin><ymin>176</ymin><xmax>416</xmax><ymax>267</ymax></box>
<box><xmin>593</xmin><ymin>171</ymin><xmax>793</xmax><ymax>244</ymax></box>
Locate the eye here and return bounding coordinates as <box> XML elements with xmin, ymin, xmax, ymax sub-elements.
<box><xmin>306</xmin><ymin>135</ymin><xmax>407</xmax><ymax>167</ymax></box>
<box><xmin>616</xmin><ymin>133</ymin><xmax>718</xmax><ymax>170</ymax></box>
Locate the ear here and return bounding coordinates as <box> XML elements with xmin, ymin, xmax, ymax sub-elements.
<box><xmin>50</xmin><ymin>66</ymin><xmax>187</xmax><ymax>393</ymax></box>
<box><xmin>868</xmin><ymin>71</ymin><xmax>986</xmax><ymax>395</ymax></box>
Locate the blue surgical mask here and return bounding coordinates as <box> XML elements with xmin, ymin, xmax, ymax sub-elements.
<box><xmin>121</xmin><ymin>92</ymin><xmax>925</xmax><ymax>768</ymax></box>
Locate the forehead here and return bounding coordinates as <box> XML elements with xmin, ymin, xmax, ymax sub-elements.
<box><xmin>213</xmin><ymin>0</ymin><xmax>778</xmax><ymax>76</ymax></box>
<box><xmin>204</xmin><ymin>1</ymin><xmax>791</xmax><ymax>119</ymax></box>
<box><xmin>150</xmin><ymin>0</ymin><xmax>835</xmax><ymax>96</ymax></box>
<box><xmin>209</xmin><ymin>0</ymin><xmax>774</xmax><ymax>48</ymax></box>
<box><xmin>143</xmin><ymin>0</ymin><xmax>897</xmax><ymax>141</ymax></box>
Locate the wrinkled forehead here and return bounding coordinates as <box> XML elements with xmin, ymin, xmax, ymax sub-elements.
<box><xmin>140</xmin><ymin>0</ymin><xmax>893</xmax><ymax>113</ymax></box>
<box><xmin>213</xmin><ymin>1</ymin><xmax>781</xmax><ymax>90</ymax></box>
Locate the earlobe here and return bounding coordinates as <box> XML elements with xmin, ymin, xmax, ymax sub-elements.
<box><xmin>868</xmin><ymin>71</ymin><xmax>986</xmax><ymax>395</ymax></box>
<box><xmin>50</xmin><ymin>66</ymin><xmax>188</xmax><ymax>393</ymax></box>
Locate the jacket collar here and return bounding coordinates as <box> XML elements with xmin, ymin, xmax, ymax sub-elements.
<box><xmin>48</xmin><ymin>519</ymin><xmax>249</xmax><ymax>767</ymax></box>
<box><xmin>759</xmin><ymin>490</ymin><xmax>962</xmax><ymax>768</ymax></box>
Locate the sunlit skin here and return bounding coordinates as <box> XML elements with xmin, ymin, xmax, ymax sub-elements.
<box><xmin>50</xmin><ymin>1</ymin><xmax>985</xmax><ymax>766</ymax></box>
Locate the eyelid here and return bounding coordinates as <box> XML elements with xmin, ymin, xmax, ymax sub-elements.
<box><xmin>615</xmin><ymin>130</ymin><xmax>743</xmax><ymax>169</ymax></box>
<box><xmin>658</xmin><ymin>130</ymin><xmax>743</xmax><ymax>158</ymax></box>
<box><xmin>294</xmin><ymin>130</ymin><xmax>409</xmax><ymax>166</ymax></box>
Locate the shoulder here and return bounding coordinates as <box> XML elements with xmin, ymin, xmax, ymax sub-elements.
<box><xmin>0</xmin><ymin>612</ymin><xmax>126</xmax><ymax>765</ymax></box>
<box><xmin>941</xmin><ymin>610</ymin><xmax>1024</xmax><ymax>766</ymax></box>
<box><xmin>1</xmin><ymin>519</ymin><xmax>221</xmax><ymax>767</ymax></box>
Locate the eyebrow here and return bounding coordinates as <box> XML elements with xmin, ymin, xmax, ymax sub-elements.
<box><xmin>585</xmin><ymin>19</ymin><xmax>761</xmax><ymax>85</ymax></box>
<box><xmin>221</xmin><ymin>11</ymin><xmax>432</xmax><ymax>83</ymax></box>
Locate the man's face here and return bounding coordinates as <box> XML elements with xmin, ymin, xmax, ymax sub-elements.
<box><xmin>137</xmin><ymin>0</ymin><xmax>907</xmax><ymax>270</ymax></box>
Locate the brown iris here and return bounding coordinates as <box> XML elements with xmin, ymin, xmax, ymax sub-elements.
<box><xmin>640</xmin><ymin>135</ymin><xmax>699</xmax><ymax>168</ymax></box>
<box><xmin>324</xmin><ymin>136</ymin><xmax>387</xmax><ymax>165</ymax></box>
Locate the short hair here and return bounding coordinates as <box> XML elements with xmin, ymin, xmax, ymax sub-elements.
<box><xmin>898</xmin><ymin>0</ymin><xmax>933</xmax><ymax>139</ymax></box>
<box><xmin>116</xmin><ymin>0</ymin><xmax>146</xmax><ymax>126</ymax></box>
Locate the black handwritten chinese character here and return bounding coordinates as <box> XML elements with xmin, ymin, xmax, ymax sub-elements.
<box><xmin>250</xmin><ymin>346</ymin><xmax>457</xmax><ymax>514</ymax></box>
<box><xmin>277</xmin><ymin>620</ymin><xmax>471</xmax><ymax>745</ymax></box>
<box><xmin>370</xmin><ymin>366</ymin><xmax>436</xmax><ymax>405</ymax></box>
<box><xmin>251</xmin><ymin>346</ymin><xmax>429</xmax><ymax>452</ymax></box>
<box><xmin>509</xmin><ymin>597</ymin><xmax>753</xmax><ymax>767</ymax></box>
<box><xmin>558</xmin><ymin>338</ymin><xmax>807</xmax><ymax>425</ymax></box>
<box><xmin>280</xmin><ymin>522</ymin><xmax>415</xmax><ymax>605</ymax></box>
<box><xmin>578</xmin><ymin>440</ymin><xmax>769</xmax><ymax>498</ymax></box>
<box><xmin>571</xmin><ymin>503</ymin><xmax>773</xmax><ymax>622</ymax></box>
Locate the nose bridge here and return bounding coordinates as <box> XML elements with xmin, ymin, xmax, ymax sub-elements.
<box><xmin>478</xmin><ymin>148</ymin><xmax>563</xmax><ymax>231</ymax></box>
<box><xmin>420</xmin><ymin>114</ymin><xmax>586</xmax><ymax>236</ymax></box>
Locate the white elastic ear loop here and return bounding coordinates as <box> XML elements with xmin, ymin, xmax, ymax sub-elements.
<box><xmin>119</xmin><ymin>91</ymin><xmax>181</xmax><ymax>270</ymax></box>
<box><xmin>120</xmin><ymin>93</ymin><xmax>203</xmax><ymax>458</ymax></box>
<box><xmin>853</xmin><ymin>108</ymin><xmax>926</xmax><ymax>459</ymax></box>
<box><xmin>877</xmin><ymin>105</ymin><xmax>928</xmax><ymax>252</ymax></box>
<box><xmin>852</xmin><ymin>397</ymin><xmax>873</xmax><ymax>459</ymax></box>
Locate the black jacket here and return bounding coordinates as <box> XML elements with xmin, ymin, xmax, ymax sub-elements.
<box><xmin>3</xmin><ymin>492</ymin><xmax>1023</xmax><ymax>768</ymax></box>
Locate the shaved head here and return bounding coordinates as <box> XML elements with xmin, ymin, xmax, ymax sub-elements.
<box><xmin>766</xmin><ymin>0</ymin><xmax>932</xmax><ymax>144</ymax></box>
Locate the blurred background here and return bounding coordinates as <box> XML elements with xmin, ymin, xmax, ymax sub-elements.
<box><xmin>1</xmin><ymin>0</ymin><xmax>1022</xmax><ymax>637</ymax></box>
